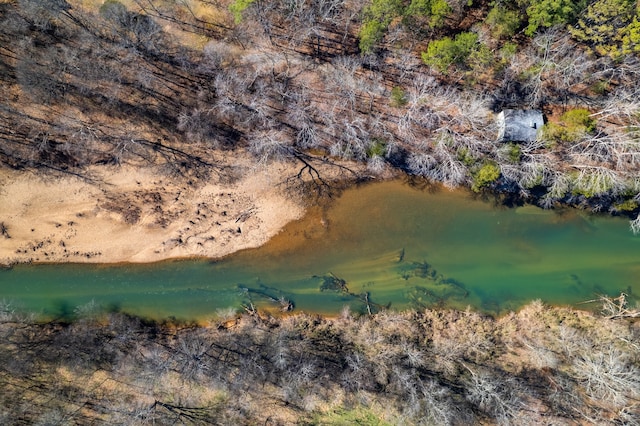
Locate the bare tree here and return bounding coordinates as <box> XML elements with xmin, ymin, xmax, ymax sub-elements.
<box><xmin>248</xmin><ymin>129</ymin><xmax>293</xmax><ymax>165</ymax></box>
<box><xmin>406</xmin><ymin>151</ymin><xmax>437</xmax><ymax>176</ymax></box>
<box><xmin>17</xmin><ymin>0</ymin><xmax>73</xmax><ymax>31</ymax></box>
<box><xmin>630</xmin><ymin>214</ymin><xmax>640</xmax><ymax>235</ymax></box>
<box><xmin>573</xmin><ymin>346</ymin><xmax>640</xmax><ymax>408</ymax></box>
<box><xmin>540</xmin><ymin>171</ymin><xmax>571</xmax><ymax>208</ymax></box>
<box><xmin>464</xmin><ymin>365</ymin><xmax>527</xmax><ymax>425</ymax></box>
<box><xmin>430</xmin><ymin>134</ymin><xmax>469</xmax><ymax>188</ymax></box>
<box><xmin>570</xmin><ymin>165</ymin><xmax>628</xmax><ymax>198</ymax></box>
<box><xmin>592</xmin><ymin>293</ymin><xmax>640</xmax><ymax>320</ymax></box>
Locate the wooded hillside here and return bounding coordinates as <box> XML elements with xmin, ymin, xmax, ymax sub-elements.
<box><xmin>1</xmin><ymin>0</ymin><xmax>640</xmax><ymax>227</ymax></box>
<box><xmin>1</xmin><ymin>300</ymin><xmax>638</xmax><ymax>424</ymax></box>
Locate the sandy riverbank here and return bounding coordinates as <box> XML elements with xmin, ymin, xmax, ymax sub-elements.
<box><xmin>0</xmin><ymin>157</ymin><xmax>308</xmax><ymax>266</ymax></box>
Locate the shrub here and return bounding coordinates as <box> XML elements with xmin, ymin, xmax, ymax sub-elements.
<box><xmin>569</xmin><ymin>168</ymin><xmax>623</xmax><ymax>198</ymax></box>
<box><xmin>613</xmin><ymin>199</ymin><xmax>638</xmax><ymax>212</ymax></box>
<box><xmin>524</xmin><ymin>0</ymin><xmax>587</xmax><ymax>36</ymax></box>
<box><xmin>366</xmin><ymin>138</ymin><xmax>387</xmax><ymax>158</ymax></box>
<box><xmin>421</xmin><ymin>32</ymin><xmax>482</xmax><ymax>73</ymax></box>
<box><xmin>229</xmin><ymin>0</ymin><xmax>255</xmax><ymax>23</ymax></box>
<box><xmin>390</xmin><ymin>86</ymin><xmax>408</xmax><ymax>107</ymax></box>
<box><xmin>506</xmin><ymin>143</ymin><xmax>522</xmax><ymax>163</ymax></box>
<box><xmin>404</xmin><ymin>0</ymin><xmax>452</xmax><ymax>28</ymax></box>
<box><xmin>358</xmin><ymin>0</ymin><xmax>404</xmax><ymax>53</ymax></box>
<box><xmin>472</xmin><ymin>161</ymin><xmax>501</xmax><ymax>192</ymax></box>
<box><xmin>486</xmin><ymin>5</ymin><xmax>523</xmax><ymax>39</ymax></box>
<box><xmin>99</xmin><ymin>0</ymin><xmax>129</xmax><ymax>27</ymax></box>
<box><xmin>304</xmin><ymin>407</ymin><xmax>393</xmax><ymax>425</ymax></box>
<box><xmin>99</xmin><ymin>0</ymin><xmax>125</xmax><ymax>16</ymax></box>
<box><xmin>543</xmin><ymin>108</ymin><xmax>596</xmax><ymax>143</ymax></box>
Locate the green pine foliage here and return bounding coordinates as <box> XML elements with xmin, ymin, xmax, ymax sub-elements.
<box><xmin>404</xmin><ymin>0</ymin><xmax>452</xmax><ymax>28</ymax></box>
<box><xmin>421</xmin><ymin>31</ymin><xmax>484</xmax><ymax>73</ymax></box>
<box><xmin>570</xmin><ymin>0</ymin><xmax>639</xmax><ymax>58</ymax></box>
<box><xmin>359</xmin><ymin>0</ymin><xmax>453</xmax><ymax>53</ymax></box>
<box><xmin>486</xmin><ymin>4</ymin><xmax>523</xmax><ymax>39</ymax></box>
<box><xmin>614</xmin><ymin>198</ymin><xmax>639</xmax><ymax>212</ymax></box>
<box><xmin>621</xmin><ymin>17</ymin><xmax>640</xmax><ymax>55</ymax></box>
<box><xmin>359</xmin><ymin>19</ymin><xmax>389</xmax><ymax>54</ymax></box>
<box><xmin>422</xmin><ymin>37</ymin><xmax>458</xmax><ymax>72</ymax></box>
<box><xmin>504</xmin><ymin>143</ymin><xmax>522</xmax><ymax>164</ymax></box>
<box><xmin>358</xmin><ymin>0</ymin><xmax>404</xmax><ymax>53</ymax></box>
<box><xmin>524</xmin><ymin>0</ymin><xmax>587</xmax><ymax>36</ymax></box>
<box><xmin>366</xmin><ymin>138</ymin><xmax>387</xmax><ymax>158</ymax></box>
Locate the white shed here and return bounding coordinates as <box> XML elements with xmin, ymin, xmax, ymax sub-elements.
<box><xmin>497</xmin><ymin>109</ymin><xmax>544</xmax><ymax>142</ymax></box>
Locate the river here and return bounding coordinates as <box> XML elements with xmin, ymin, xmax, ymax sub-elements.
<box><xmin>1</xmin><ymin>179</ymin><xmax>638</xmax><ymax>320</ymax></box>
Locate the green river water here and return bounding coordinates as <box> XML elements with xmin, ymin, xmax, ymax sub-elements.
<box><xmin>1</xmin><ymin>179</ymin><xmax>638</xmax><ymax>320</ymax></box>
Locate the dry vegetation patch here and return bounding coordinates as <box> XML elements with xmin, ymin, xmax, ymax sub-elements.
<box><xmin>1</xmin><ymin>300</ymin><xmax>638</xmax><ymax>424</ymax></box>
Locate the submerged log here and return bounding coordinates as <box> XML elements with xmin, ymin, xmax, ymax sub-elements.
<box><xmin>316</xmin><ymin>272</ymin><xmax>349</xmax><ymax>292</ymax></box>
<box><xmin>279</xmin><ymin>297</ymin><xmax>294</xmax><ymax>312</ymax></box>
<box><xmin>364</xmin><ymin>292</ymin><xmax>372</xmax><ymax>315</ymax></box>
<box><xmin>315</xmin><ymin>273</ymin><xmax>388</xmax><ymax>314</ymax></box>
<box><xmin>238</xmin><ymin>283</ymin><xmax>295</xmax><ymax>313</ymax></box>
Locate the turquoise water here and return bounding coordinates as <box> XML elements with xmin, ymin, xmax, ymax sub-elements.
<box><xmin>1</xmin><ymin>179</ymin><xmax>638</xmax><ymax>320</ymax></box>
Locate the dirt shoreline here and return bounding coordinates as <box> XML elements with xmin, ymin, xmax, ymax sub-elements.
<box><xmin>0</xmin><ymin>159</ymin><xmax>307</xmax><ymax>267</ymax></box>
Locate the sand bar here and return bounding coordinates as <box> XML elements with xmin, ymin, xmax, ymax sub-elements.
<box><xmin>0</xmin><ymin>158</ymin><xmax>306</xmax><ymax>266</ymax></box>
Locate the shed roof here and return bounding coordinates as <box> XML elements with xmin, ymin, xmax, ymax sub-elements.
<box><xmin>497</xmin><ymin>109</ymin><xmax>544</xmax><ymax>142</ymax></box>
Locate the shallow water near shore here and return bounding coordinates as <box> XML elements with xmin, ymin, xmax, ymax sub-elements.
<box><xmin>1</xmin><ymin>179</ymin><xmax>639</xmax><ymax>320</ymax></box>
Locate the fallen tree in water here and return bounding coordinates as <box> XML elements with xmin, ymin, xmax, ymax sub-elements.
<box><xmin>581</xmin><ymin>292</ymin><xmax>640</xmax><ymax>320</ymax></box>
<box><xmin>315</xmin><ymin>272</ymin><xmax>389</xmax><ymax>314</ymax></box>
<box><xmin>239</xmin><ymin>282</ymin><xmax>295</xmax><ymax>313</ymax></box>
